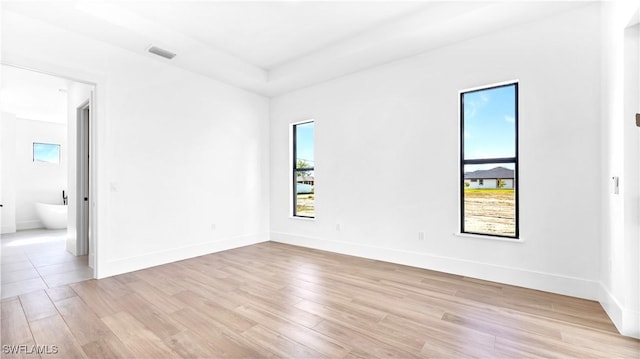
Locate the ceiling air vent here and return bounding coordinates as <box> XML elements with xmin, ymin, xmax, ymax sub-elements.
<box><xmin>147</xmin><ymin>46</ymin><xmax>176</xmax><ymax>60</ymax></box>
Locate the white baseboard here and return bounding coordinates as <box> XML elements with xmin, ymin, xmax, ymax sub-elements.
<box><xmin>1</xmin><ymin>225</ymin><xmax>17</xmax><ymax>235</ymax></box>
<box><xmin>270</xmin><ymin>231</ymin><xmax>600</xmax><ymax>301</ymax></box>
<box><xmin>599</xmin><ymin>283</ymin><xmax>640</xmax><ymax>339</ymax></box>
<box><xmin>66</xmin><ymin>235</ymin><xmax>77</xmax><ymax>256</ymax></box>
<box><xmin>97</xmin><ymin>232</ymin><xmax>269</xmax><ymax>279</ymax></box>
<box><xmin>16</xmin><ymin>219</ymin><xmax>43</xmax><ymax>231</ymax></box>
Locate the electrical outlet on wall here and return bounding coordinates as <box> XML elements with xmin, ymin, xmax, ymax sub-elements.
<box><xmin>418</xmin><ymin>232</ymin><xmax>425</xmax><ymax>240</ymax></box>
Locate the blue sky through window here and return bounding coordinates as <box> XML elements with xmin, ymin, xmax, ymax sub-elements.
<box><xmin>296</xmin><ymin>122</ymin><xmax>314</xmax><ymax>167</ymax></box>
<box><xmin>463</xmin><ymin>84</ymin><xmax>516</xmax><ymax>160</ymax></box>
<box><xmin>33</xmin><ymin>143</ymin><xmax>60</xmax><ymax>164</ymax></box>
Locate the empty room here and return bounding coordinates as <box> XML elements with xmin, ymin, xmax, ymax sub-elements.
<box><xmin>1</xmin><ymin>1</ymin><xmax>639</xmax><ymax>358</ymax></box>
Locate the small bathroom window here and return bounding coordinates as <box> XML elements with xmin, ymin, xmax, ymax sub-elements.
<box><xmin>33</xmin><ymin>142</ymin><xmax>60</xmax><ymax>164</ymax></box>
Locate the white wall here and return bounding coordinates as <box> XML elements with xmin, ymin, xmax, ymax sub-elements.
<box><xmin>600</xmin><ymin>0</ymin><xmax>640</xmax><ymax>338</ymax></box>
<box><xmin>0</xmin><ymin>116</ymin><xmax>67</xmax><ymax>231</ymax></box>
<box><xmin>271</xmin><ymin>4</ymin><xmax>602</xmax><ymax>300</ymax></box>
<box><xmin>106</xmin><ymin>71</ymin><xmax>270</xmax><ymax>273</ymax></box>
<box><xmin>2</xmin><ymin>9</ymin><xmax>270</xmax><ymax>278</ymax></box>
<box><xmin>1</xmin><ymin>112</ymin><xmax>17</xmax><ymax>234</ymax></box>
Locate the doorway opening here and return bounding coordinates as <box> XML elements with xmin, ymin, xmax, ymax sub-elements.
<box><xmin>0</xmin><ymin>65</ymin><xmax>96</xmax><ymax>298</ymax></box>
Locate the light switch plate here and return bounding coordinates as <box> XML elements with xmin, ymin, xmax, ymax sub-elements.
<box><xmin>611</xmin><ymin>176</ymin><xmax>619</xmax><ymax>195</ymax></box>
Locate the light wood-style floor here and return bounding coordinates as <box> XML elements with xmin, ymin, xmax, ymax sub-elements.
<box><xmin>1</xmin><ymin>242</ymin><xmax>638</xmax><ymax>358</ymax></box>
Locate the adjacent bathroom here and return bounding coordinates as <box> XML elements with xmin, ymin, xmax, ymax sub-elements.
<box><xmin>1</xmin><ymin>65</ymin><xmax>94</xmax><ymax>298</ymax></box>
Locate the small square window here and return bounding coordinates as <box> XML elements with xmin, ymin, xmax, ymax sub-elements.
<box><xmin>33</xmin><ymin>143</ymin><xmax>60</xmax><ymax>164</ymax></box>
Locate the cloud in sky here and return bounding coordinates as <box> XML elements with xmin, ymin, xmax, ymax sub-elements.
<box><xmin>464</xmin><ymin>92</ymin><xmax>490</xmax><ymax>120</ymax></box>
<box><xmin>504</xmin><ymin>115</ymin><xmax>515</xmax><ymax>123</ymax></box>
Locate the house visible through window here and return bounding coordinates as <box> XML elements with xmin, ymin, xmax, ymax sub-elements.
<box><xmin>461</xmin><ymin>82</ymin><xmax>518</xmax><ymax>238</ymax></box>
<box><xmin>292</xmin><ymin>121</ymin><xmax>314</xmax><ymax>218</ymax></box>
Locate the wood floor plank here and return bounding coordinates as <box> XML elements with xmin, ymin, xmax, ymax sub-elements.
<box><xmin>352</xmin><ymin>290</ymin><xmax>445</xmax><ymax>322</ymax></box>
<box><xmin>45</xmin><ymin>286</ymin><xmax>77</xmax><ymax>303</ymax></box>
<box><xmin>174</xmin><ymin>278</ymin><xmax>242</xmax><ymax>311</ymax></box>
<box><xmin>241</xmin><ymin>324</ymin><xmax>328</xmax><ymax>359</ymax></box>
<box><xmin>172</xmin><ymin>264</ymin><xmax>242</xmax><ymax>293</ymax></box>
<box><xmin>112</xmin><ymin>293</ymin><xmax>185</xmax><ymax>340</ymax></box>
<box><xmin>455</xmin><ymin>287</ymin><xmax>618</xmax><ymax>333</ymax></box>
<box><xmin>124</xmin><ymin>279</ymin><xmax>186</xmax><ymax>314</ymax></box>
<box><xmin>234</xmin><ymin>304</ymin><xmax>351</xmax><ymax>358</ymax></box>
<box><xmin>295</xmin><ymin>298</ymin><xmax>386</xmax><ymax>332</ymax></box>
<box><xmin>1</xmin><ymin>298</ymin><xmax>40</xmax><ymax>359</ymax></box>
<box><xmin>168</xmin><ymin>307</ymin><xmax>273</xmax><ymax>358</ymax></box>
<box><xmin>28</xmin><ymin>314</ymin><xmax>87</xmax><ymax>359</ymax></box>
<box><xmin>18</xmin><ymin>291</ymin><xmax>57</xmax><ymax>323</ymax></box>
<box><xmin>130</xmin><ymin>269</ymin><xmax>187</xmax><ymax>296</ymax></box>
<box><xmin>81</xmin><ymin>334</ymin><xmax>136</xmax><ymax>359</ymax></box>
<box><xmin>313</xmin><ymin>319</ymin><xmax>424</xmax><ymax>359</ymax></box>
<box><xmin>101</xmin><ymin>311</ymin><xmax>179</xmax><ymax>358</ymax></box>
<box><xmin>494</xmin><ymin>334</ymin><xmax>617</xmax><ymax>359</ymax></box>
<box><xmin>560</xmin><ymin>328</ymin><xmax>640</xmax><ymax>358</ymax></box>
<box><xmin>380</xmin><ymin>313</ymin><xmax>496</xmax><ymax>352</ymax></box>
<box><xmin>52</xmin><ymin>296</ymin><xmax>114</xmax><ymax>346</ymax></box>
<box><xmin>91</xmin><ymin>277</ymin><xmax>132</xmax><ymax>299</ymax></box>
<box><xmin>280</xmin><ymin>281</ymin><xmax>353</xmax><ymax>304</ymax></box>
<box><xmin>171</xmin><ymin>291</ymin><xmax>256</xmax><ymax>333</ymax></box>
<box><xmin>68</xmin><ymin>281</ymin><xmax>123</xmax><ymax>318</ymax></box>
<box><xmin>163</xmin><ymin>330</ymin><xmax>233</xmax><ymax>359</ymax></box>
<box><xmin>230</xmin><ymin>287</ymin><xmax>323</xmax><ymax>328</ymax></box>
<box><xmin>440</xmin><ymin>309</ymin><xmax>563</xmax><ymax>341</ymax></box>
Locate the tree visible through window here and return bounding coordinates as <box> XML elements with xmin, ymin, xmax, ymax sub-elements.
<box><xmin>461</xmin><ymin>83</ymin><xmax>518</xmax><ymax>238</ymax></box>
<box><xmin>293</xmin><ymin>121</ymin><xmax>314</xmax><ymax>217</ymax></box>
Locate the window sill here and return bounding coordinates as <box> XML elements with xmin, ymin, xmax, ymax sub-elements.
<box><xmin>454</xmin><ymin>232</ymin><xmax>523</xmax><ymax>243</ymax></box>
<box><xmin>289</xmin><ymin>216</ymin><xmax>316</xmax><ymax>222</ymax></box>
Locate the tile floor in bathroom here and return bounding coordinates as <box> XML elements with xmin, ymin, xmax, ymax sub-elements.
<box><xmin>1</xmin><ymin>229</ymin><xmax>93</xmax><ymax>299</ymax></box>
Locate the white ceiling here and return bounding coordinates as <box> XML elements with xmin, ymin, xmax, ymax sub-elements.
<box><xmin>1</xmin><ymin>66</ymin><xmax>70</xmax><ymax>124</ymax></box>
<box><xmin>2</xmin><ymin>1</ymin><xmax>590</xmax><ymax>97</ymax></box>
<box><xmin>118</xmin><ymin>1</ymin><xmax>429</xmax><ymax>70</ymax></box>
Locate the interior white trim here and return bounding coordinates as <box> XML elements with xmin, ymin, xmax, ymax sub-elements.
<box><xmin>454</xmin><ymin>232</ymin><xmax>524</xmax><ymax>243</ymax></box>
<box><xmin>1</xmin><ymin>225</ymin><xmax>17</xmax><ymax>234</ymax></box>
<box><xmin>16</xmin><ymin>219</ymin><xmax>43</xmax><ymax>231</ymax></box>
<box><xmin>600</xmin><ymin>283</ymin><xmax>640</xmax><ymax>338</ymax></box>
<box><xmin>458</xmin><ymin>79</ymin><xmax>520</xmax><ymax>95</ymax></box>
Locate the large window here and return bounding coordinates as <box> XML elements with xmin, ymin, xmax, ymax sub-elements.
<box><xmin>292</xmin><ymin>121</ymin><xmax>315</xmax><ymax>218</ymax></box>
<box><xmin>460</xmin><ymin>82</ymin><xmax>518</xmax><ymax>238</ymax></box>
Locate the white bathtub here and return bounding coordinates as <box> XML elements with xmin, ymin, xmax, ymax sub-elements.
<box><xmin>36</xmin><ymin>203</ymin><xmax>68</xmax><ymax>229</ymax></box>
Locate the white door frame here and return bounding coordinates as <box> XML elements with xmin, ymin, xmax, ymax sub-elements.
<box><xmin>76</xmin><ymin>100</ymin><xmax>91</xmax><ymax>259</ymax></box>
